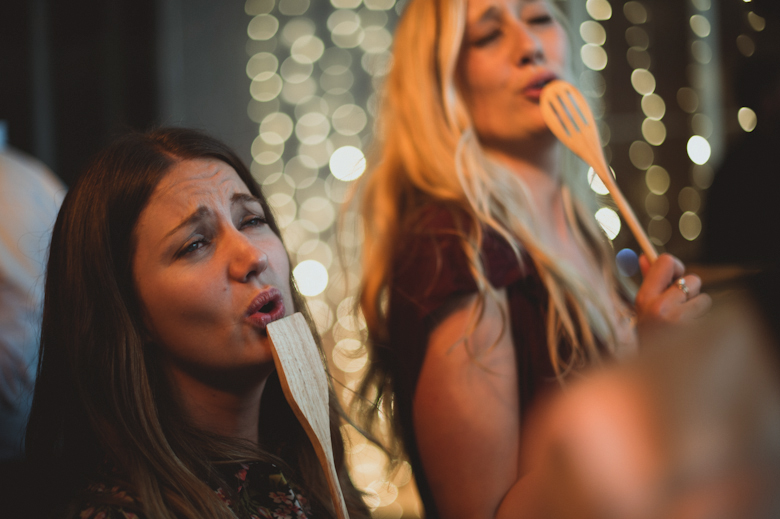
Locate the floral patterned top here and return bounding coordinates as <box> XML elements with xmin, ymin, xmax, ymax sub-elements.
<box><xmin>76</xmin><ymin>461</ymin><xmax>312</xmax><ymax>519</ymax></box>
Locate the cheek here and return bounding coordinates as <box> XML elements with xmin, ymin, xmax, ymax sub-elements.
<box><xmin>138</xmin><ymin>271</ymin><xmax>228</xmax><ymax>343</ymax></box>
<box><xmin>544</xmin><ymin>26</ymin><xmax>569</xmax><ymax>71</ymax></box>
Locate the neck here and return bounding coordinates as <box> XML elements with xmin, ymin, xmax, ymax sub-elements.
<box><xmin>486</xmin><ymin>137</ymin><xmax>563</xmax><ymax>211</ymax></box>
<box><xmin>166</xmin><ymin>365</ymin><xmax>274</xmax><ymax>444</ymax></box>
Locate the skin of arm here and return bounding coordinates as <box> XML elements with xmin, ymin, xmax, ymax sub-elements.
<box><xmin>412</xmin><ymin>288</ymin><xmax>548</xmax><ymax>519</ymax></box>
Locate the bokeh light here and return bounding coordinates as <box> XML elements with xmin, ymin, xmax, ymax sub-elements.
<box><xmin>738</xmin><ymin>107</ymin><xmax>757</xmax><ymax>132</ymax></box>
<box><xmin>687</xmin><ymin>135</ymin><xmax>711</xmax><ymax>165</ymax></box>
<box><xmin>595</xmin><ymin>207</ymin><xmax>621</xmax><ymax>240</ymax></box>
<box><xmin>293</xmin><ymin>260</ymin><xmax>329</xmax><ymax>296</ymax></box>
<box><xmin>330</xmin><ymin>146</ymin><xmax>367</xmax><ymax>181</ymax></box>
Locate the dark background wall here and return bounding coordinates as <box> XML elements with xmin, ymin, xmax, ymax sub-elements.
<box><xmin>0</xmin><ymin>0</ymin><xmax>254</xmax><ymax>187</ymax></box>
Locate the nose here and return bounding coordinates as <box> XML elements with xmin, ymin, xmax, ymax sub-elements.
<box><xmin>228</xmin><ymin>231</ymin><xmax>269</xmax><ymax>283</ymax></box>
<box><xmin>513</xmin><ymin>21</ymin><xmax>544</xmax><ymax>65</ymax></box>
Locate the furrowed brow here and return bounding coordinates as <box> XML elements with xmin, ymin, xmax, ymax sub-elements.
<box><xmin>163</xmin><ymin>206</ymin><xmax>211</xmax><ymax>239</ymax></box>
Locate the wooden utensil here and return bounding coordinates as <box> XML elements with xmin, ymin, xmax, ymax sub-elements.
<box><xmin>267</xmin><ymin>313</ymin><xmax>350</xmax><ymax>519</ymax></box>
<box><xmin>540</xmin><ymin>79</ymin><xmax>658</xmax><ymax>263</ymax></box>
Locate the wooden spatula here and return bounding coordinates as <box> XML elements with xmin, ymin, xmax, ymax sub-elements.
<box><xmin>540</xmin><ymin>79</ymin><xmax>658</xmax><ymax>263</ymax></box>
<box><xmin>267</xmin><ymin>312</ymin><xmax>350</xmax><ymax>519</ymax></box>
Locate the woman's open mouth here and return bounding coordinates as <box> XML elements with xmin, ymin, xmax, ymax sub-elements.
<box><xmin>246</xmin><ymin>288</ymin><xmax>286</xmax><ymax>330</ymax></box>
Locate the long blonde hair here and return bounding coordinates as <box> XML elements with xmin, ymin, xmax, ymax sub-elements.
<box><xmin>356</xmin><ymin>0</ymin><xmax>628</xmax><ymax>437</ymax></box>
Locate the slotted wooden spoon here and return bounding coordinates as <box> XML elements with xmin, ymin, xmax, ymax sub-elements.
<box><xmin>540</xmin><ymin>79</ymin><xmax>658</xmax><ymax>263</ymax></box>
<box><xmin>267</xmin><ymin>313</ymin><xmax>350</xmax><ymax>519</ymax></box>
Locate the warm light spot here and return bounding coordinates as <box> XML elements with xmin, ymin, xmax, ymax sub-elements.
<box><xmin>625</xmin><ymin>26</ymin><xmax>649</xmax><ymax>49</ymax></box>
<box><xmin>595</xmin><ymin>207</ymin><xmax>621</xmax><ymax>239</ymax></box>
<box><xmin>677</xmin><ymin>87</ymin><xmax>699</xmax><ymax>114</ymax></box>
<box><xmin>679</xmin><ymin>212</ymin><xmax>702</xmax><ymax>241</ymax></box>
<box><xmin>293</xmin><ymin>260</ymin><xmax>329</xmax><ymax>296</ymax></box>
<box><xmin>645</xmin><ymin>165</ymin><xmax>670</xmax><ymax>195</ymax></box>
<box><xmin>360</xmin><ymin>26</ymin><xmax>393</xmax><ymax>53</ymax></box>
<box><xmin>250</xmin><ymin>73</ymin><xmax>283</xmax><ymax>102</ymax></box>
<box><xmin>245</xmin><ymin>0</ymin><xmax>274</xmax><ymax>16</ymax></box>
<box><xmin>678</xmin><ymin>187</ymin><xmax>701</xmax><ymax>213</ymax></box>
<box><xmin>321</xmin><ymin>68</ymin><xmax>355</xmax><ymax>95</ymax></box>
<box><xmin>332</xmin><ymin>104</ymin><xmax>367</xmax><ymax>136</ymax></box>
<box><xmin>631</xmin><ymin>69</ymin><xmax>656</xmax><ymax>95</ymax></box>
<box><xmin>291</xmin><ymin>35</ymin><xmax>325</xmax><ymax>64</ymax></box>
<box><xmin>738</xmin><ymin>107</ymin><xmax>758</xmax><ymax>132</ymax></box>
<box><xmin>689</xmin><ymin>14</ymin><xmax>711</xmax><ymax>38</ymax></box>
<box><xmin>692</xmin><ymin>164</ymin><xmax>714</xmax><ymax>189</ymax></box>
<box><xmin>642</xmin><ymin>119</ymin><xmax>666</xmax><ymax>146</ymax></box>
<box><xmin>748</xmin><ymin>12</ymin><xmax>766</xmax><ymax>31</ymax></box>
<box><xmin>627</xmin><ymin>47</ymin><xmax>651</xmax><ymax>70</ymax></box>
<box><xmin>737</xmin><ymin>34</ymin><xmax>755</xmax><ymax>57</ymax></box>
<box><xmin>629</xmin><ymin>140</ymin><xmax>654</xmax><ymax>170</ymax></box>
<box><xmin>330</xmin><ymin>146</ymin><xmax>366</xmax><ymax>181</ymax></box>
<box><xmin>306</xmin><ymin>299</ymin><xmax>334</xmax><ymax>334</ymax></box>
<box><xmin>280</xmin><ymin>57</ymin><xmax>313</xmax><ymax>83</ymax></box>
<box><xmin>248</xmin><ymin>14</ymin><xmax>279</xmax><ymax>41</ymax></box>
<box><xmin>364</xmin><ymin>0</ymin><xmax>396</xmax><ymax>9</ymax></box>
<box><xmin>641</xmin><ymin>94</ymin><xmax>666</xmax><ymax>120</ymax></box>
<box><xmin>279</xmin><ymin>0</ymin><xmax>309</xmax><ymax>15</ymax></box>
<box><xmin>252</xmin><ymin>135</ymin><xmax>284</xmax><ymax>164</ymax></box>
<box><xmin>331</xmin><ymin>0</ymin><xmax>361</xmax><ymax>7</ymax></box>
<box><xmin>692</xmin><ymin>113</ymin><xmax>713</xmax><ymax>139</ymax></box>
<box><xmin>586</xmin><ymin>0</ymin><xmax>613</xmax><ymax>21</ymax></box>
<box><xmin>260</xmin><ymin>112</ymin><xmax>294</xmax><ymax>145</ymax></box>
<box><xmin>588</xmin><ymin>167</ymin><xmax>612</xmax><ymax>195</ymax></box>
<box><xmin>297</xmin><ymin>238</ymin><xmax>334</xmax><ymax>269</ymax></box>
<box><xmin>648</xmin><ymin>217</ymin><xmax>671</xmax><ymax>245</ymax></box>
<box><xmin>247</xmin><ymin>52</ymin><xmax>278</xmax><ymax>80</ymax></box>
<box><xmin>580</xmin><ymin>21</ymin><xmax>607</xmax><ymax>45</ymax></box>
<box><xmin>691</xmin><ymin>40</ymin><xmax>712</xmax><ymax>64</ymax></box>
<box><xmin>295</xmin><ymin>112</ymin><xmax>331</xmax><ymax>145</ymax></box>
<box><xmin>692</xmin><ymin>0</ymin><xmax>711</xmax><ymax>9</ymax></box>
<box><xmin>299</xmin><ymin>196</ymin><xmax>336</xmax><ymax>232</ymax></box>
<box><xmin>332</xmin><ymin>339</ymin><xmax>368</xmax><ymax>373</ymax></box>
<box><xmin>645</xmin><ymin>193</ymin><xmax>669</xmax><ymax>218</ymax></box>
<box><xmin>687</xmin><ymin>136</ymin><xmax>711</xmax><ymax>165</ymax></box>
<box><xmin>266</xmin><ymin>193</ymin><xmax>297</xmax><ymax>228</ymax></box>
<box><xmin>281</xmin><ymin>18</ymin><xmax>315</xmax><ymax>46</ymax></box>
<box><xmin>581</xmin><ymin>44</ymin><xmax>609</xmax><ymax>71</ymax></box>
<box><xmin>281</xmin><ymin>78</ymin><xmax>317</xmax><ymax>105</ymax></box>
<box><xmin>623</xmin><ymin>1</ymin><xmax>647</xmax><ymax>24</ymax></box>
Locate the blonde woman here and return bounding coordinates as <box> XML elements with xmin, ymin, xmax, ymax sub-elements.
<box><xmin>354</xmin><ymin>0</ymin><xmax>711</xmax><ymax>518</ymax></box>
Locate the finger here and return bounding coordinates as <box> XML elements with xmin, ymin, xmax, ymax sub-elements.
<box><xmin>678</xmin><ymin>293</ymin><xmax>713</xmax><ymax>320</ymax></box>
<box><xmin>637</xmin><ymin>254</ymin><xmax>681</xmax><ymax>301</ymax></box>
<box><xmin>666</xmin><ymin>274</ymin><xmax>702</xmax><ymax>303</ymax></box>
<box><xmin>639</xmin><ymin>254</ymin><xmax>650</xmax><ymax>277</ymax></box>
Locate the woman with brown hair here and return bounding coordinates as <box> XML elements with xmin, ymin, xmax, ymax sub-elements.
<box><xmin>25</xmin><ymin>128</ymin><xmax>369</xmax><ymax>519</ymax></box>
<box><xmin>354</xmin><ymin>0</ymin><xmax>711</xmax><ymax>517</ymax></box>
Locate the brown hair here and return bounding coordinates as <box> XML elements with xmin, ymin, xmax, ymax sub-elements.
<box><xmin>26</xmin><ymin>128</ymin><xmax>368</xmax><ymax>519</ymax></box>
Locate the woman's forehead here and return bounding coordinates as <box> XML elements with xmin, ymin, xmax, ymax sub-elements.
<box><xmin>154</xmin><ymin>159</ymin><xmax>251</xmax><ymax>201</ymax></box>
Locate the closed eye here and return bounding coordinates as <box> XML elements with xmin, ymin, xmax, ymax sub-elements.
<box><xmin>473</xmin><ymin>29</ymin><xmax>502</xmax><ymax>47</ymax></box>
<box><xmin>528</xmin><ymin>15</ymin><xmax>553</xmax><ymax>25</ymax></box>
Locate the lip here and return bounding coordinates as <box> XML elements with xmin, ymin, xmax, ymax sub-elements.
<box><xmin>522</xmin><ymin>71</ymin><xmax>559</xmax><ymax>101</ymax></box>
<box><xmin>245</xmin><ymin>287</ymin><xmax>286</xmax><ymax>330</ymax></box>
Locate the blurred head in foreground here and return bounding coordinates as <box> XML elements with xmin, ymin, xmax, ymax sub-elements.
<box><xmin>521</xmin><ymin>270</ymin><xmax>780</xmax><ymax>519</ymax></box>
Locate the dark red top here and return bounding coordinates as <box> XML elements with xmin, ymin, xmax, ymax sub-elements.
<box><xmin>386</xmin><ymin>206</ymin><xmax>559</xmax><ymax>518</ymax></box>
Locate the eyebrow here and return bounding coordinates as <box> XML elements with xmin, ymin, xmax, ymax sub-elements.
<box><xmin>472</xmin><ymin>4</ymin><xmax>501</xmax><ymax>26</ymax></box>
<box><xmin>164</xmin><ymin>206</ymin><xmax>212</xmax><ymax>240</ymax></box>
<box><xmin>162</xmin><ymin>194</ymin><xmax>263</xmax><ymax>240</ymax></box>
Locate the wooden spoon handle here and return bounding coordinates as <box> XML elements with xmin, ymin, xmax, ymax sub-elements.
<box><xmin>268</xmin><ymin>313</ymin><xmax>350</xmax><ymax>519</ymax></box>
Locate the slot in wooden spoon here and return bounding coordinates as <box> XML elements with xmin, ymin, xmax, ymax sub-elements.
<box><xmin>540</xmin><ymin>79</ymin><xmax>658</xmax><ymax>263</ymax></box>
<box><xmin>267</xmin><ymin>312</ymin><xmax>349</xmax><ymax>519</ymax></box>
